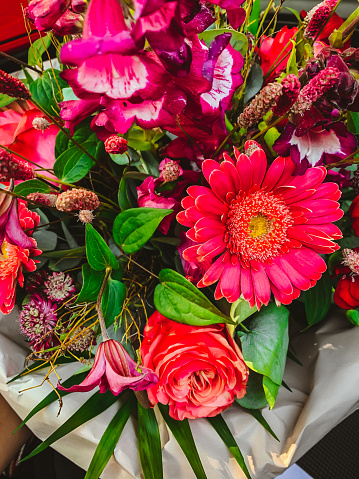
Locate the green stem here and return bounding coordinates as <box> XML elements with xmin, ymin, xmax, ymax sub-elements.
<box><xmin>97</xmin><ymin>268</ymin><xmax>112</xmax><ymax>341</ymax></box>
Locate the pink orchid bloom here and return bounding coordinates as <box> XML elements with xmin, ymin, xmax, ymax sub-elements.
<box><xmin>57</xmin><ymin>339</ymin><xmax>158</xmax><ymax>395</ymax></box>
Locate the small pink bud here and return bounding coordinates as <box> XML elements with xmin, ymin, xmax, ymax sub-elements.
<box><xmin>104</xmin><ymin>136</ymin><xmax>128</xmax><ymax>154</ymax></box>
<box><xmin>55</xmin><ymin>189</ymin><xmax>100</xmax><ymax>212</ymax></box>
<box><xmin>161</xmin><ymin>160</ymin><xmax>181</xmax><ymax>182</ymax></box>
<box><xmin>77</xmin><ymin>209</ymin><xmax>95</xmax><ymax>224</ymax></box>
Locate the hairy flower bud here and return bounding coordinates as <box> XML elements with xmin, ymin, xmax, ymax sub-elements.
<box><xmin>32</xmin><ymin>117</ymin><xmax>51</xmax><ymax>131</ymax></box>
<box><xmin>27</xmin><ymin>192</ymin><xmax>58</xmax><ymax>207</ymax></box>
<box><xmin>104</xmin><ymin>136</ymin><xmax>128</xmax><ymax>154</ymax></box>
<box><xmin>238</xmin><ymin>82</ymin><xmax>283</xmax><ymax>129</ymax></box>
<box><xmin>0</xmin><ymin>150</ymin><xmax>35</xmax><ymax>181</ymax></box>
<box><xmin>77</xmin><ymin>209</ymin><xmax>95</xmax><ymax>224</ymax></box>
<box><xmin>0</xmin><ymin>70</ymin><xmax>31</xmax><ymax>100</ymax></box>
<box><xmin>55</xmin><ymin>188</ymin><xmax>100</xmax><ymax>212</ymax></box>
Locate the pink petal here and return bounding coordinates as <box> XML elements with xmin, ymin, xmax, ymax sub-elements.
<box><xmin>202</xmin><ymin>159</ymin><xmax>221</xmax><ymax>183</ymax></box>
<box><xmin>262</xmin><ymin>156</ymin><xmax>286</xmax><ymax>191</ymax></box>
<box><xmin>250</xmin><ymin>148</ymin><xmax>267</xmax><ymax>188</ymax></box>
<box><xmin>250</xmin><ymin>262</ymin><xmax>271</xmax><ymax>306</ymax></box>
<box><xmin>235</xmin><ymin>153</ymin><xmax>253</xmax><ymax>193</ymax></box>
<box><xmin>218</xmin><ymin>261</ymin><xmax>241</xmax><ymax>302</ymax></box>
<box><xmin>198</xmin><ymin>254</ymin><xmax>226</xmax><ymax>287</ymax></box>
<box><xmin>273</xmin><ymin>256</ymin><xmax>312</xmax><ymax>290</ymax></box>
<box><xmin>264</xmin><ymin>262</ymin><xmax>293</xmax><ymax>296</ymax></box>
<box><xmin>197</xmin><ymin>234</ymin><xmax>226</xmax><ymax>260</ymax></box>
<box><xmin>195</xmin><ymin>194</ymin><xmax>228</xmax><ymax>216</ymax></box>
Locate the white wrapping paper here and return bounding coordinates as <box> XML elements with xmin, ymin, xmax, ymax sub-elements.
<box><xmin>0</xmin><ymin>309</ymin><xmax>358</xmax><ymax>479</ymax></box>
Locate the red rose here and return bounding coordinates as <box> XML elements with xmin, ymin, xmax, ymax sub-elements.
<box><xmin>349</xmin><ymin>195</ymin><xmax>359</xmax><ymax>236</ymax></box>
<box><xmin>141</xmin><ymin>312</ymin><xmax>249</xmax><ymax>420</ymax></box>
<box><xmin>333</xmin><ymin>248</ymin><xmax>359</xmax><ymax>309</ymax></box>
<box><xmin>257</xmin><ymin>26</ymin><xmax>298</xmax><ymax>83</ymax></box>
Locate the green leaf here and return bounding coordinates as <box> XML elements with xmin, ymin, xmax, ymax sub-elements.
<box><xmin>207</xmin><ymin>415</ymin><xmax>251</xmax><ymax>479</ymax></box>
<box><xmin>113</xmin><ymin>207</ymin><xmax>172</xmax><ymax>254</ymax></box>
<box><xmin>248</xmin><ymin>0</ymin><xmax>261</xmax><ymax>35</ymax></box>
<box><xmin>32</xmin><ymin>230</ymin><xmax>57</xmax><ymax>251</ymax></box>
<box><xmin>28</xmin><ymin>34</ymin><xmax>52</xmax><ymax>67</ymax></box>
<box><xmin>303</xmin><ymin>270</ymin><xmax>331</xmax><ymax>326</ymax></box>
<box><xmin>236</xmin><ymin>370</ymin><xmax>268</xmax><ymax>409</ymax></box>
<box><xmin>264</xmin><ymin>127</ymin><xmax>281</xmax><ymax>156</ymax></box>
<box><xmin>14</xmin><ymin>179</ymin><xmax>53</xmax><ymax>197</ymax></box>
<box><xmin>13</xmin><ymin>371</ymin><xmax>88</xmax><ymax>434</ymax></box>
<box><xmin>158</xmin><ymin>404</ymin><xmax>207</xmax><ymax>479</ymax></box>
<box><xmin>84</xmin><ymin>394</ymin><xmax>136</xmax><ymax>479</ymax></box>
<box><xmin>347</xmin><ymin>309</ymin><xmax>359</xmax><ymax>326</ymax></box>
<box><xmin>286</xmin><ymin>40</ymin><xmax>298</xmax><ymax>76</ymax></box>
<box><xmin>29</xmin><ymin>69</ymin><xmax>67</xmax><ymax>116</ymax></box>
<box><xmin>242</xmin><ymin>408</ymin><xmax>279</xmax><ymax>441</ymax></box>
<box><xmin>347</xmin><ymin>111</ymin><xmax>359</xmax><ymax>135</ymax></box>
<box><xmin>243</xmin><ymin>63</ymin><xmax>263</xmax><ymax>104</ymax></box>
<box><xmin>0</xmin><ymin>93</ymin><xmax>15</xmax><ymax>108</ymax></box>
<box><xmin>199</xmin><ymin>29</ymin><xmax>248</xmax><ymax>55</ymax></box>
<box><xmin>154</xmin><ymin>269</ymin><xmax>234</xmax><ymax>326</ymax></box>
<box><xmin>237</xmin><ymin>303</ymin><xmax>289</xmax><ymax>385</ymax></box>
<box><xmin>138</xmin><ymin>403</ymin><xmax>163</xmax><ymax>479</ymax></box>
<box><xmin>102</xmin><ymin>276</ymin><xmax>127</xmax><ymax>327</ymax></box>
<box><xmin>263</xmin><ymin>376</ymin><xmax>280</xmax><ymax>409</ymax></box>
<box><xmin>53</xmin><ymin>142</ymin><xmax>98</xmax><ymax>183</ymax></box>
<box><xmin>21</xmin><ymin>390</ymin><xmax>119</xmax><ymax>462</ymax></box>
<box><xmin>230</xmin><ymin>298</ymin><xmax>257</xmax><ymax>324</ymax></box>
<box><xmin>41</xmin><ymin>246</ymin><xmax>85</xmax><ymax>259</ymax></box>
<box><xmin>85</xmin><ymin>224</ymin><xmax>119</xmax><ymax>271</ymax></box>
<box><xmin>118</xmin><ymin>175</ymin><xmax>131</xmax><ymax>211</ymax></box>
<box><xmin>75</xmin><ymin>264</ymin><xmax>106</xmax><ymax>304</ymax></box>
<box><xmin>283</xmin><ymin>7</ymin><xmax>302</xmax><ymax>23</ymax></box>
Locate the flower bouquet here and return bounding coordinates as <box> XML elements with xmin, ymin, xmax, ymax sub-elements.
<box><xmin>1</xmin><ymin>0</ymin><xmax>359</xmax><ymax>477</ymax></box>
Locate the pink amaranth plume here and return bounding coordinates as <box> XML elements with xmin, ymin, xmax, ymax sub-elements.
<box><xmin>304</xmin><ymin>0</ymin><xmax>339</xmax><ymax>40</ymax></box>
<box><xmin>27</xmin><ymin>192</ymin><xmax>58</xmax><ymax>207</ymax></box>
<box><xmin>0</xmin><ymin>150</ymin><xmax>35</xmax><ymax>181</ymax></box>
<box><xmin>0</xmin><ymin>70</ymin><xmax>31</xmax><ymax>100</ymax></box>
<box><xmin>177</xmin><ymin>143</ymin><xmax>343</xmax><ymax>308</ymax></box>
<box><xmin>55</xmin><ymin>189</ymin><xmax>100</xmax><ymax>212</ymax></box>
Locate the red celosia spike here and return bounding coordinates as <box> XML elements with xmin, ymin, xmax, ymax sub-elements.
<box><xmin>0</xmin><ymin>150</ymin><xmax>35</xmax><ymax>181</ymax></box>
<box><xmin>0</xmin><ymin>70</ymin><xmax>31</xmax><ymax>100</ymax></box>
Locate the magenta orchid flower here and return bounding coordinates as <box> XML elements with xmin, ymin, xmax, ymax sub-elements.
<box><xmin>58</xmin><ymin>339</ymin><xmax>158</xmax><ymax>395</ymax></box>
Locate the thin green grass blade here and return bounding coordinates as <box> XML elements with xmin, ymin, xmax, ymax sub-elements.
<box><xmin>158</xmin><ymin>404</ymin><xmax>207</xmax><ymax>479</ymax></box>
<box><xmin>12</xmin><ymin>371</ymin><xmax>88</xmax><ymax>435</ymax></box>
<box><xmin>207</xmin><ymin>415</ymin><xmax>252</xmax><ymax>479</ymax></box>
<box><xmin>84</xmin><ymin>393</ymin><xmax>136</xmax><ymax>479</ymax></box>
<box><xmin>21</xmin><ymin>390</ymin><xmax>119</xmax><ymax>462</ymax></box>
<box><xmin>138</xmin><ymin>403</ymin><xmax>163</xmax><ymax>479</ymax></box>
<box><xmin>245</xmin><ymin>408</ymin><xmax>279</xmax><ymax>441</ymax></box>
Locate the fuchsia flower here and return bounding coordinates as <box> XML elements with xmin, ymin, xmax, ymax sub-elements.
<box><xmin>177</xmin><ymin>144</ymin><xmax>343</xmax><ymax>308</ymax></box>
<box><xmin>58</xmin><ymin>339</ymin><xmax>158</xmax><ymax>395</ymax></box>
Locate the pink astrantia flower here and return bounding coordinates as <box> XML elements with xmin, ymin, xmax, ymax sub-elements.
<box><xmin>177</xmin><ymin>144</ymin><xmax>343</xmax><ymax>308</ymax></box>
<box><xmin>57</xmin><ymin>339</ymin><xmax>158</xmax><ymax>395</ymax></box>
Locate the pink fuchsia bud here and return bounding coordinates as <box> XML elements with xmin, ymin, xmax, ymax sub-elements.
<box><xmin>0</xmin><ymin>150</ymin><xmax>35</xmax><ymax>181</ymax></box>
<box><xmin>291</xmin><ymin>67</ymin><xmax>340</xmax><ymax>114</ymax></box>
<box><xmin>104</xmin><ymin>136</ymin><xmax>128</xmax><ymax>154</ymax></box>
<box><xmin>27</xmin><ymin>192</ymin><xmax>58</xmax><ymax>207</ymax></box>
<box><xmin>32</xmin><ymin>117</ymin><xmax>51</xmax><ymax>131</ymax></box>
<box><xmin>238</xmin><ymin>82</ymin><xmax>283</xmax><ymax>129</ymax></box>
<box><xmin>304</xmin><ymin>0</ymin><xmax>338</xmax><ymax>40</ymax></box>
<box><xmin>0</xmin><ymin>70</ymin><xmax>31</xmax><ymax>100</ymax></box>
<box><xmin>159</xmin><ymin>158</ymin><xmax>183</xmax><ymax>182</ymax></box>
<box><xmin>77</xmin><ymin>209</ymin><xmax>95</xmax><ymax>224</ymax></box>
<box><xmin>55</xmin><ymin>188</ymin><xmax>100</xmax><ymax>212</ymax></box>
<box><xmin>273</xmin><ymin>74</ymin><xmax>301</xmax><ymax>116</ymax></box>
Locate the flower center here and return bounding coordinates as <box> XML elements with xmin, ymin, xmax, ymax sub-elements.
<box><xmin>342</xmin><ymin>248</ymin><xmax>359</xmax><ymax>275</ymax></box>
<box><xmin>226</xmin><ymin>190</ymin><xmax>293</xmax><ymax>262</ymax></box>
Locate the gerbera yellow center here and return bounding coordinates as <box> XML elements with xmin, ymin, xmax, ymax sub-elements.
<box><xmin>226</xmin><ymin>190</ymin><xmax>293</xmax><ymax>262</ymax></box>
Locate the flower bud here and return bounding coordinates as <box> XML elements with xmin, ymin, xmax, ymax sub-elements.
<box><xmin>105</xmin><ymin>136</ymin><xmax>128</xmax><ymax>154</ymax></box>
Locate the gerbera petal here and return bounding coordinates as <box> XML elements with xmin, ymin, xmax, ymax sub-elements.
<box><xmin>209</xmin><ymin>169</ymin><xmax>237</xmax><ymax>202</ymax></box>
<box><xmin>240</xmin><ymin>267</ymin><xmax>255</xmax><ymax>307</ymax></box>
<box><xmin>273</xmin><ymin>256</ymin><xmax>312</xmax><ymax>290</ymax></box>
<box><xmin>262</xmin><ymin>156</ymin><xmax>286</xmax><ymax>191</ymax></box>
<box><xmin>235</xmin><ymin>153</ymin><xmax>252</xmax><ymax>193</ymax></box>
<box><xmin>195</xmin><ymin>194</ymin><xmax>228</xmax><ymax>216</ymax></box>
<box><xmin>198</xmin><ymin>254</ymin><xmax>226</xmax><ymax>287</ymax></box>
<box><xmin>264</xmin><ymin>262</ymin><xmax>293</xmax><ymax>295</ymax></box>
<box><xmin>197</xmin><ymin>234</ymin><xmax>226</xmax><ymax>260</ymax></box>
<box><xmin>218</xmin><ymin>261</ymin><xmax>241</xmax><ymax>302</ymax></box>
<box><xmin>250</xmin><ymin>148</ymin><xmax>267</xmax><ymax>188</ymax></box>
<box><xmin>202</xmin><ymin>159</ymin><xmax>221</xmax><ymax>183</ymax></box>
<box><xmin>250</xmin><ymin>262</ymin><xmax>271</xmax><ymax>306</ymax></box>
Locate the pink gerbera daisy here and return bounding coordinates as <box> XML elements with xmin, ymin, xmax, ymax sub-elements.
<box><xmin>177</xmin><ymin>143</ymin><xmax>343</xmax><ymax>308</ymax></box>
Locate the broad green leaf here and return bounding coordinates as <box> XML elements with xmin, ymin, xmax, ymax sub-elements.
<box><xmin>14</xmin><ymin>179</ymin><xmax>53</xmax><ymax>197</ymax></box>
<box><xmin>85</xmin><ymin>394</ymin><xmax>136</xmax><ymax>479</ymax></box>
<box><xmin>75</xmin><ymin>264</ymin><xmax>106</xmax><ymax>304</ymax></box>
<box><xmin>138</xmin><ymin>403</ymin><xmax>163</xmax><ymax>479</ymax></box>
<box><xmin>32</xmin><ymin>230</ymin><xmax>57</xmax><ymax>251</ymax></box>
<box><xmin>85</xmin><ymin>224</ymin><xmax>119</xmax><ymax>271</ymax></box>
<box><xmin>41</xmin><ymin>246</ymin><xmax>85</xmax><ymax>259</ymax></box>
<box><xmin>154</xmin><ymin>269</ymin><xmax>235</xmax><ymax>326</ymax></box>
<box><xmin>28</xmin><ymin>34</ymin><xmax>52</xmax><ymax>67</ymax></box>
<box><xmin>102</xmin><ymin>276</ymin><xmax>127</xmax><ymax>327</ymax></box>
<box><xmin>237</xmin><ymin>303</ymin><xmax>289</xmax><ymax>386</ymax></box>
<box><xmin>55</xmin><ymin>129</ymin><xmax>70</xmax><ymax>158</ymax></box>
<box><xmin>113</xmin><ymin>207</ymin><xmax>173</xmax><ymax>254</ymax></box>
<box><xmin>21</xmin><ymin>390</ymin><xmax>119</xmax><ymax>462</ymax></box>
<box><xmin>303</xmin><ymin>270</ymin><xmax>331</xmax><ymax>326</ymax></box>
<box><xmin>13</xmin><ymin>371</ymin><xmax>88</xmax><ymax>434</ymax></box>
<box><xmin>264</xmin><ymin>127</ymin><xmax>281</xmax><ymax>156</ymax></box>
<box><xmin>140</xmin><ymin>151</ymin><xmax>160</xmax><ymax>177</ymax></box>
<box><xmin>118</xmin><ymin>175</ymin><xmax>131</xmax><ymax>211</ymax></box>
<box><xmin>0</xmin><ymin>93</ymin><xmax>15</xmax><ymax>108</ymax></box>
<box><xmin>347</xmin><ymin>111</ymin><xmax>359</xmax><ymax>135</ymax></box>
<box><xmin>286</xmin><ymin>40</ymin><xmax>298</xmax><ymax>76</ymax></box>
<box><xmin>263</xmin><ymin>376</ymin><xmax>280</xmax><ymax>409</ymax></box>
<box><xmin>199</xmin><ymin>29</ymin><xmax>248</xmax><ymax>55</ymax></box>
<box><xmin>158</xmin><ymin>404</ymin><xmax>207</xmax><ymax>479</ymax></box>
<box><xmin>54</xmin><ymin>142</ymin><xmax>98</xmax><ymax>183</ymax></box>
<box><xmin>230</xmin><ymin>298</ymin><xmax>257</xmax><ymax>324</ymax></box>
<box><xmin>29</xmin><ymin>69</ymin><xmax>67</xmax><ymax>116</ymax></box>
<box><xmin>248</xmin><ymin>0</ymin><xmax>261</xmax><ymax>35</ymax></box>
<box><xmin>207</xmin><ymin>415</ymin><xmax>251</xmax><ymax>479</ymax></box>
<box><xmin>243</xmin><ymin>63</ymin><xmax>263</xmax><ymax>104</ymax></box>
<box><xmin>347</xmin><ymin>309</ymin><xmax>359</xmax><ymax>326</ymax></box>
<box><xmin>242</xmin><ymin>408</ymin><xmax>279</xmax><ymax>441</ymax></box>
<box><xmin>236</xmin><ymin>370</ymin><xmax>268</xmax><ymax>409</ymax></box>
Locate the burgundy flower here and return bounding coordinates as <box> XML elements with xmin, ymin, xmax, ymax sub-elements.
<box><xmin>57</xmin><ymin>339</ymin><xmax>158</xmax><ymax>395</ymax></box>
<box><xmin>52</xmin><ymin>9</ymin><xmax>83</xmax><ymax>35</ymax></box>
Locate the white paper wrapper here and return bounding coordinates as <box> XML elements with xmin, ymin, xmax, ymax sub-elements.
<box><xmin>1</xmin><ymin>309</ymin><xmax>358</xmax><ymax>479</ymax></box>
